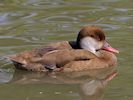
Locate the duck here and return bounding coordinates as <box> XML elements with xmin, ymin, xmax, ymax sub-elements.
<box><xmin>9</xmin><ymin>26</ymin><xmax>119</xmax><ymax>72</ymax></box>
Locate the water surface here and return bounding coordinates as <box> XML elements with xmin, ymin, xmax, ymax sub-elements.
<box><xmin>0</xmin><ymin>0</ymin><xmax>133</xmax><ymax>100</ymax></box>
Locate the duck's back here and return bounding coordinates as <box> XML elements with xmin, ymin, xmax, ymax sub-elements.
<box><xmin>10</xmin><ymin>41</ymin><xmax>73</xmax><ymax>71</ymax></box>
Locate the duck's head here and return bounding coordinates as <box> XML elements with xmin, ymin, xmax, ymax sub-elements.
<box><xmin>76</xmin><ymin>26</ymin><xmax>119</xmax><ymax>54</ymax></box>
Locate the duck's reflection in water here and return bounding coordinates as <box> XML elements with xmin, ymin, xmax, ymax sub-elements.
<box><xmin>10</xmin><ymin>67</ymin><xmax>117</xmax><ymax>100</ymax></box>
<box><xmin>80</xmin><ymin>79</ymin><xmax>105</xmax><ymax>100</ymax></box>
<box><xmin>79</xmin><ymin>70</ymin><xmax>117</xmax><ymax>100</ymax></box>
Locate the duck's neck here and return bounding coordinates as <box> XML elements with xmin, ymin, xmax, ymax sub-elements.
<box><xmin>69</xmin><ymin>41</ymin><xmax>80</xmax><ymax>49</ymax></box>
<box><xmin>69</xmin><ymin>41</ymin><xmax>97</xmax><ymax>54</ymax></box>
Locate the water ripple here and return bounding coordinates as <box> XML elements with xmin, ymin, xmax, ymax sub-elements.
<box><xmin>115</xmin><ymin>8</ymin><xmax>133</xmax><ymax>12</ymax></box>
<box><xmin>0</xmin><ymin>13</ymin><xmax>10</xmax><ymax>25</ymax></box>
<box><xmin>110</xmin><ymin>16</ymin><xmax>133</xmax><ymax>22</ymax></box>
<box><xmin>41</xmin><ymin>15</ymin><xmax>79</xmax><ymax>22</ymax></box>
<box><xmin>0</xmin><ymin>69</ymin><xmax>13</xmax><ymax>83</ymax></box>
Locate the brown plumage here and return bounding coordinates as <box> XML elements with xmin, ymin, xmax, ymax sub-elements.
<box><xmin>9</xmin><ymin>26</ymin><xmax>119</xmax><ymax>72</ymax></box>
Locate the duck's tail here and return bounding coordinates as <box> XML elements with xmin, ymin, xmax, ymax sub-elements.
<box><xmin>6</xmin><ymin>54</ymin><xmax>28</xmax><ymax>70</ymax></box>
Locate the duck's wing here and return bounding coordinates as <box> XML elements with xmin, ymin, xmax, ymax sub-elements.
<box><xmin>47</xmin><ymin>41</ymin><xmax>72</xmax><ymax>49</ymax></box>
<box><xmin>9</xmin><ymin>41</ymin><xmax>73</xmax><ymax>71</ymax></box>
<box><xmin>9</xmin><ymin>41</ymin><xmax>72</xmax><ymax>63</ymax></box>
<box><xmin>62</xmin><ymin>60</ymin><xmax>105</xmax><ymax>73</ymax></box>
<box><xmin>46</xmin><ymin>49</ymin><xmax>116</xmax><ymax>72</ymax></box>
<box><xmin>34</xmin><ymin>49</ymin><xmax>97</xmax><ymax>71</ymax></box>
<box><xmin>62</xmin><ymin>57</ymin><xmax>108</xmax><ymax>73</ymax></box>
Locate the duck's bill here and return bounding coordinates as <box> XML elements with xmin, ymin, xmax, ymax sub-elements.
<box><xmin>102</xmin><ymin>42</ymin><xmax>119</xmax><ymax>54</ymax></box>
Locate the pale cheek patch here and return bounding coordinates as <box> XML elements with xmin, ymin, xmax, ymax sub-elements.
<box><xmin>80</xmin><ymin>37</ymin><xmax>102</xmax><ymax>54</ymax></box>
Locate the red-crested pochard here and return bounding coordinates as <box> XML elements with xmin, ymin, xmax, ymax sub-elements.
<box><xmin>9</xmin><ymin>26</ymin><xmax>119</xmax><ymax>72</ymax></box>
